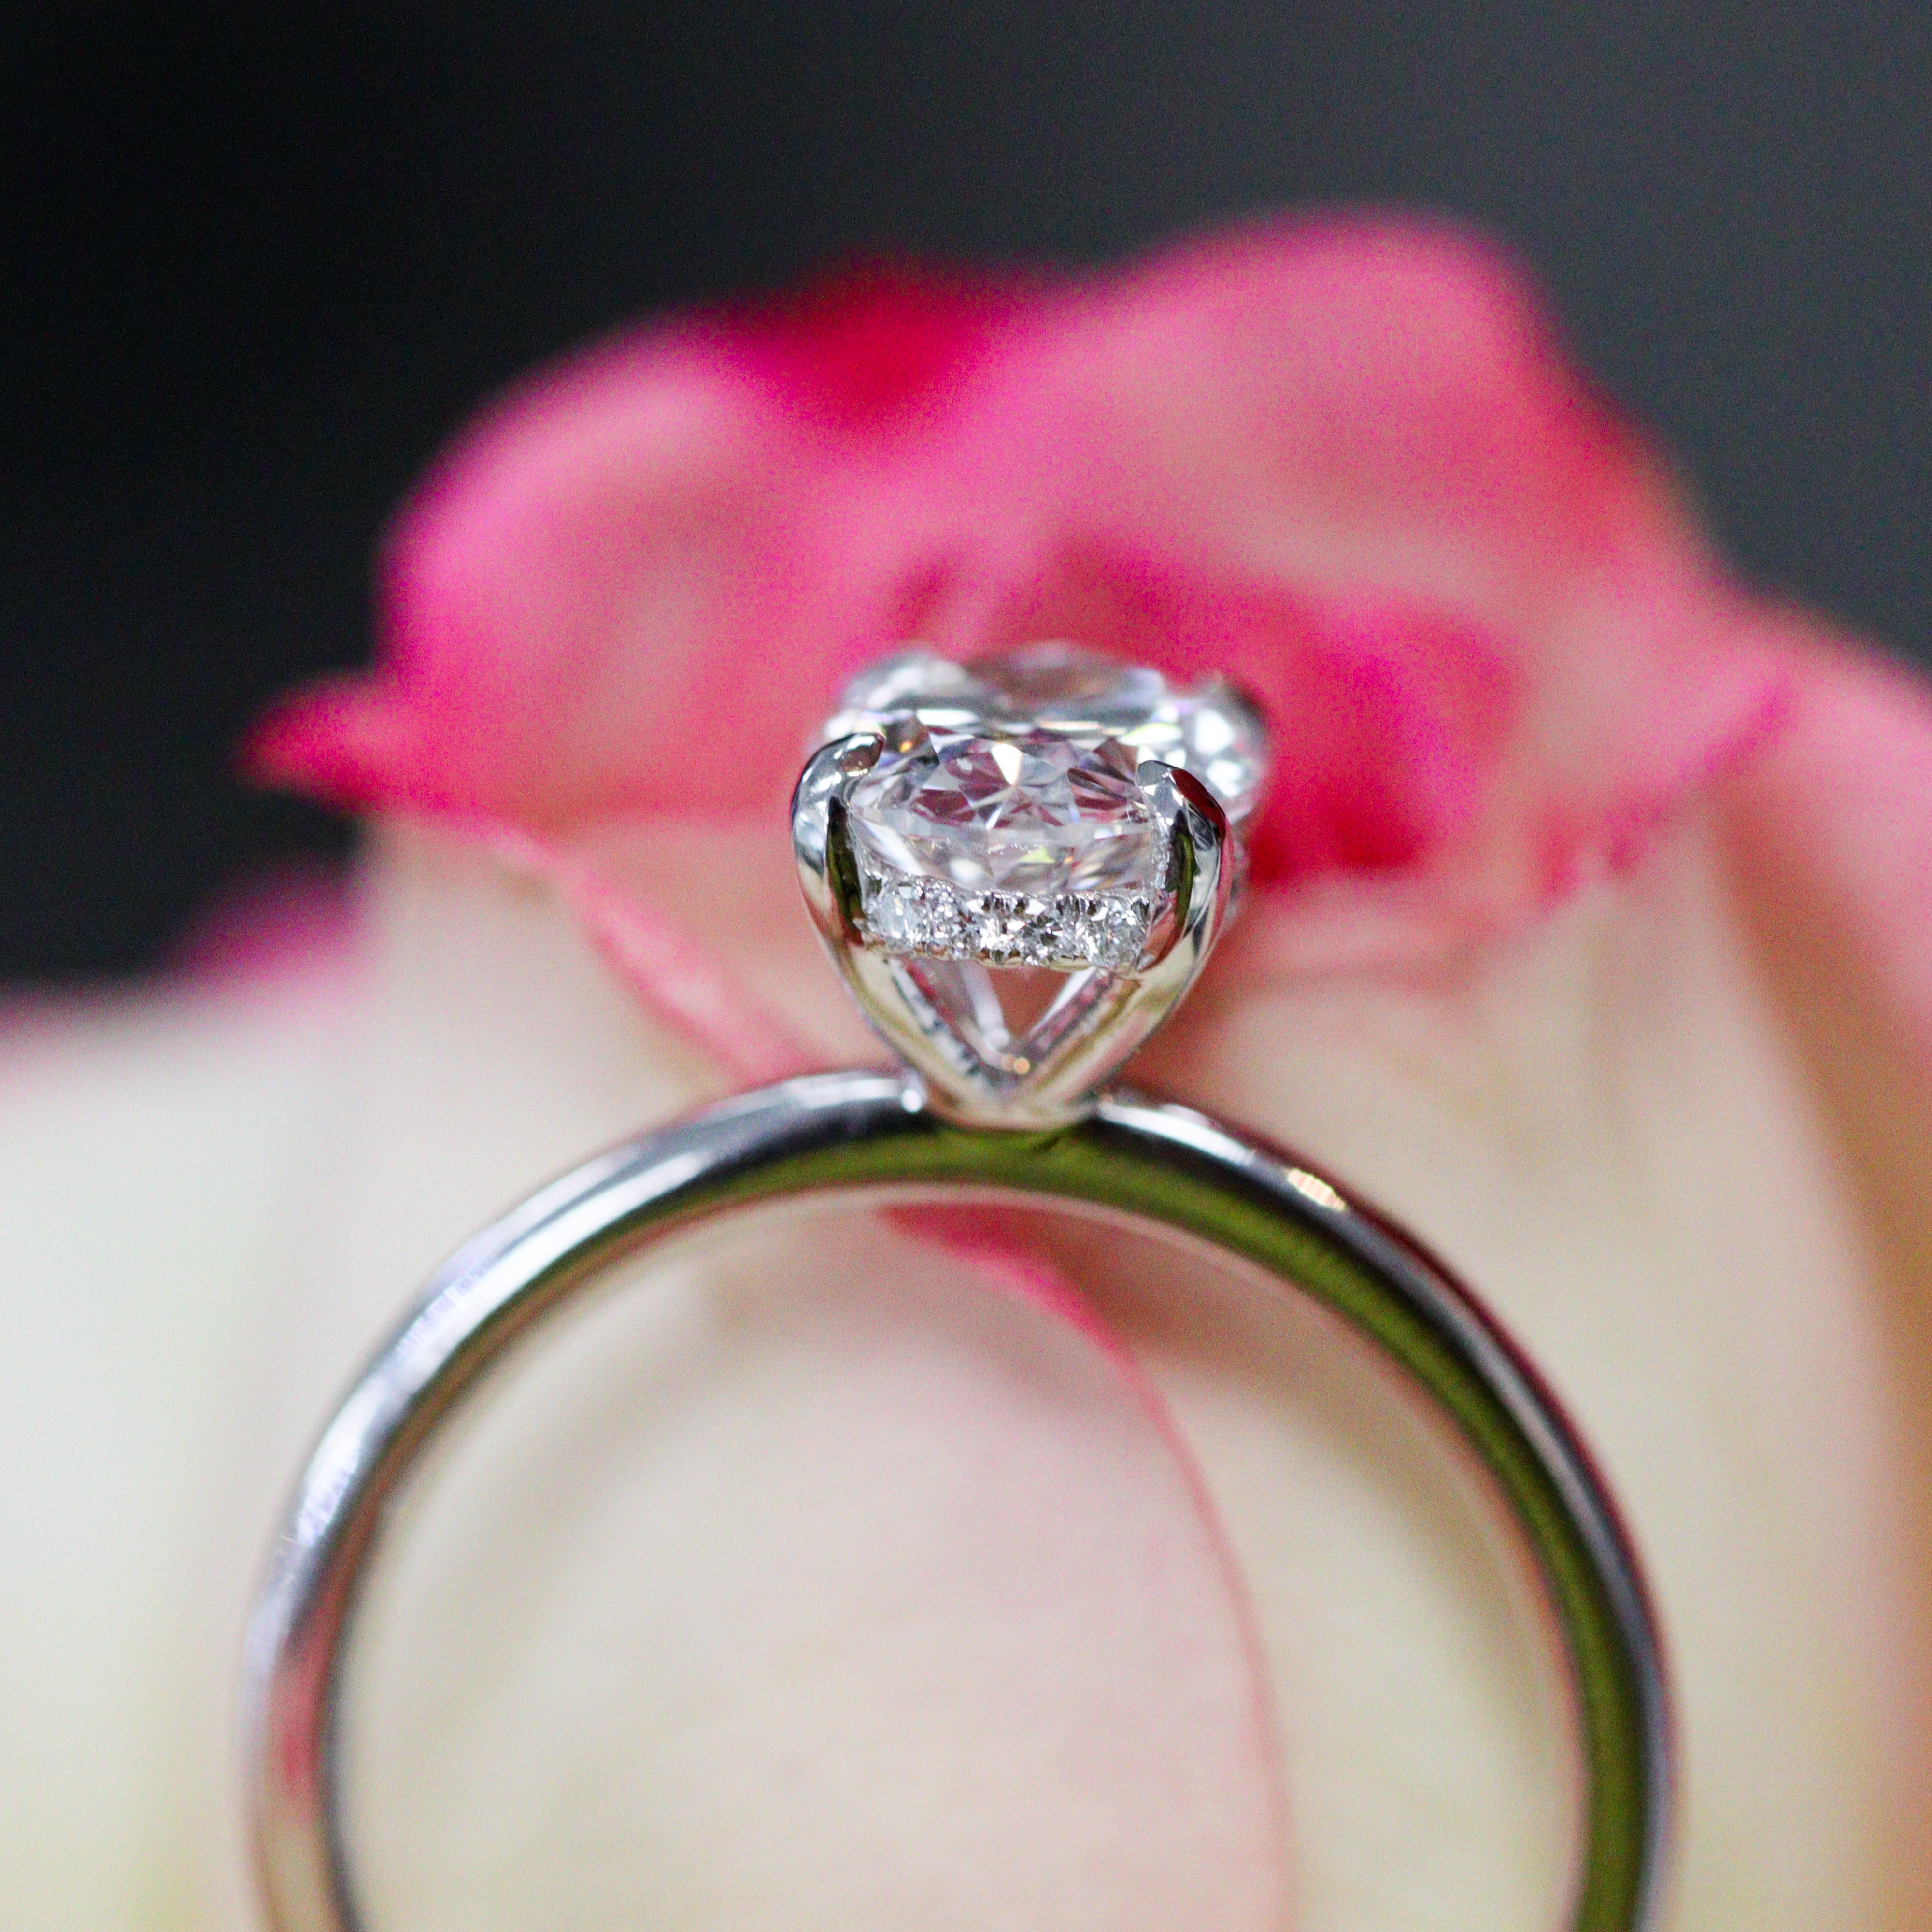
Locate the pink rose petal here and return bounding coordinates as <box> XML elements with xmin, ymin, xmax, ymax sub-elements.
<box><xmin>1723</xmin><ymin>625</ymin><xmax>1932</xmax><ymax>1293</ymax></box>
<box><xmin>255</xmin><ymin>216</ymin><xmax>1788</xmax><ymax>977</ymax></box>
<box><xmin>246</xmin><ymin>214</ymin><xmax>1902</xmax><ymax>1922</ymax></box>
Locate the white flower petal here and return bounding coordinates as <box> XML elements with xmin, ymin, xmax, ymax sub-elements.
<box><xmin>0</xmin><ymin>964</ymin><xmax>354</xmax><ymax>1929</ymax></box>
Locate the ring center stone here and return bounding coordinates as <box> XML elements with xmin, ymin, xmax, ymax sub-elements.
<box><xmin>822</xmin><ymin>642</ymin><xmax>1264</xmax><ymax>971</ymax></box>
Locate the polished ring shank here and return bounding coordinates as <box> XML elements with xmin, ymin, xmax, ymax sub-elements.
<box><xmin>245</xmin><ymin>1070</ymin><xmax>1670</xmax><ymax>1932</ymax></box>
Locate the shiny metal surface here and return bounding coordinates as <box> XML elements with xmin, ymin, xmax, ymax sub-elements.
<box><xmin>244</xmin><ymin>1069</ymin><xmax>1671</xmax><ymax>1932</ymax></box>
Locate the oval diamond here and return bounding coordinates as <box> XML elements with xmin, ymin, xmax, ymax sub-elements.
<box><xmin>823</xmin><ymin>643</ymin><xmax>1262</xmax><ymax>970</ymax></box>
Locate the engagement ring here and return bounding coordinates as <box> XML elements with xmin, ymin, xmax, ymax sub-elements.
<box><xmin>246</xmin><ymin>644</ymin><xmax>1671</xmax><ymax>1932</ymax></box>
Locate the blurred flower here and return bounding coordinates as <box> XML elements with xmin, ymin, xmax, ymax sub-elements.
<box><xmin>5</xmin><ymin>217</ymin><xmax>1931</xmax><ymax>1929</ymax></box>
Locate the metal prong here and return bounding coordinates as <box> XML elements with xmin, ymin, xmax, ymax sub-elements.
<box><xmin>791</xmin><ymin>732</ymin><xmax>882</xmax><ymax>946</ymax></box>
<box><xmin>1136</xmin><ymin>758</ymin><xmax>1233</xmax><ymax>973</ymax></box>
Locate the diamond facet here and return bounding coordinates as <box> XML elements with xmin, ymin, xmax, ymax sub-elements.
<box><xmin>820</xmin><ymin>642</ymin><xmax>1260</xmax><ymax>971</ymax></box>
<box><xmin>849</xmin><ymin>726</ymin><xmax>1159</xmax><ymax>896</ymax></box>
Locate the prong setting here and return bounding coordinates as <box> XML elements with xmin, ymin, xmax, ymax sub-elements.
<box><xmin>792</xmin><ymin>645</ymin><xmax>1259</xmax><ymax>1128</ymax></box>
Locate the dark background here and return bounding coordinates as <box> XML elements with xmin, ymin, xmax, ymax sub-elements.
<box><xmin>3</xmin><ymin>1</ymin><xmax>1928</xmax><ymax>982</ymax></box>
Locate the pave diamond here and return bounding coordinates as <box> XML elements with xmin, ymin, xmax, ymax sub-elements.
<box><xmin>859</xmin><ymin>872</ymin><xmax>1152</xmax><ymax>971</ymax></box>
<box><xmin>821</xmin><ymin>642</ymin><xmax>1263</xmax><ymax>971</ymax></box>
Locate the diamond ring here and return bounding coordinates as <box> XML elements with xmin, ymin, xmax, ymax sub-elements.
<box><xmin>245</xmin><ymin>646</ymin><xmax>1672</xmax><ymax>1932</ymax></box>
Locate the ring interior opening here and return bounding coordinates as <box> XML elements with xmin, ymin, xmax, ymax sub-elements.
<box><xmin>336</xmin><ymin>1185</ymin><xmax>1579</xmax><ymax>1932</ymax></box>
